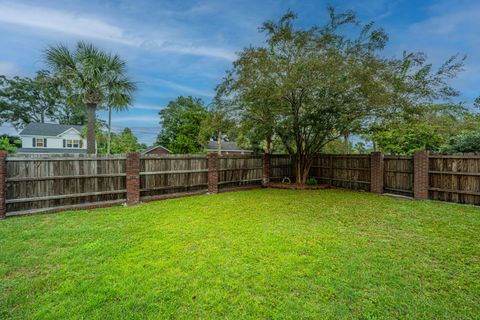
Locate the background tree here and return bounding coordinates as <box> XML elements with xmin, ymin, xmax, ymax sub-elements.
<box><xmin>441</xmin><ymin>131</ymin><xmax>480</xmax><ymax>153</ymax></box>
<box><xmin>198</xmin><ymin>105</ymin><xmax>237</xmax><ymax>154</ymax></box>
<box><xmin>0</xmin><ymin>71</ymin><xmax>64</xmax><ymax>128</ymax></box>
<box><xmin>370</xmin><ymin>104</ymin><xmax>472</xmax><ymax>154</ymax></box>
<box><xmin>109</xmin><ymin>128</ymin><xmax>146</xmax><ymax>154</ymax></box>
<box><xmin>45</xmin><ymin>42</ymin><xmax>136</xmax><ymax>154</ymax></box>
<box><xmin>156</xmin><ymin>96</ymin><xmax>208</xmax><ymax>153</ymax></box>
<box><xmin>85</xmin><ymin>122</ymin><xmax>145</xmax><ymax>154</ymax></box>
<box><xmin>106</xmin><ymin>104</ymin><xmax>129</xmax><ymax>154</ymax></box>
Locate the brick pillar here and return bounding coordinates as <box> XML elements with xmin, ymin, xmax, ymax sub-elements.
<box><xmin>126</xmin><ymin>152</ymin><xmax>140</xmax><ymax>205</ymax></box>
<box><xmin>370</xmin><ymin>152</ymin><xmax>384</xmax><ymax>194</ymax></box>
<box><xmin>0</xmin><ymin>151</ymin><xmax>6</xmax><ymax>219</ymax></box>
<box><xmin>207</xmin><ymin>153</ymin><xmax>219</xmax><ymax>194</ymax></box>
<box><xmin>413</xmin><ymin>151</ymin><xmax>429</xmax><ymax>200</ymax></box>
<box><xmin>262</xmin><ymin>153</ymin><xmax>270</xmax><ymax>187</ymax></box>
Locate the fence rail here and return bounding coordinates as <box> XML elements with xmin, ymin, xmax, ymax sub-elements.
<box><xmin>2</xmin><ymin>151</ymin><xmax>480</xmax><ymax>218</ymax></box>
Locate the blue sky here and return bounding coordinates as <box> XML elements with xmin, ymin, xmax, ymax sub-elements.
<box><xmin>0</xmin><ymin>0</ymin><xmax>479</xmax><ymax>145</ymax></box>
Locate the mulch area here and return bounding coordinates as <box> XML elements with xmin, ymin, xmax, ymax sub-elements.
<box><xmin>268</xmin><ymin>182</ymin><xmax>331</xmax><ymax>190</ymax></box>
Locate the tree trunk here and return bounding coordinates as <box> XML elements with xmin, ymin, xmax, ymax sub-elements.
<box><xmin>107</xmin><ymin>106</ymin><xmax>112</xmax><ymax>155</ymax></box>
<box><xmin>217</xmin><ymin>132</ymin><xmax>222</xmax><ymax>155</ymax></box>
<box><xmin>265</xmin><ymin>135</ymin><xmax>272</xmax><ymax>154</ymax></box>
<box><xmin>294</xmin><ymin>153</ymin><xmax>312</xmax><ymax>185</ymax></box>
<box><xmin>86</xmin><ymin>103</ymin><xmax>97</xmax><ymax>154</ymax></box>
<box><xmin>343</xmin><ymin>133</ymin><xmax>350</xmax><ymax>154</ymax></box>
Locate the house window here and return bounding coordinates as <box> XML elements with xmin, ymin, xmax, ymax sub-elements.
<box><xmin>33</xmin><ymin>138</ymin><xmax>47</xmax><ymax>148</ymax></box>
<box><xmin>65</xmin><ymin>139</ymin><xmax>81</xmax><ymax>148</ymax></box>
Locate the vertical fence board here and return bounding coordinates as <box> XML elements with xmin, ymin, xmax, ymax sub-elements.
<box><xmin>383</xmin><ymin>156</ymin><xmax>414</xmax><ymax>196</ymax></box>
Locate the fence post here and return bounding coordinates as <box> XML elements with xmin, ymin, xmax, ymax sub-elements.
<box><xmin>262</xmin><ymin>153</ymin><xmax>270</xmax><ymax>187</ymax></box>
<box><xmin>126</xmin><ymin>152</ymin><xmax>140</xmax><ymax>205</ymax></box>
<box><xmin>413</xmin><ymin>151</ymin><xmax>429</xmax><ymax>200</ymax></box>
<box><xmin>370</xmin><ymin>151</ymin><xmax>384</xmax><ymax>194</ymax></box>
<box><xmin>208</xmin><ymin>153</ymin><xmax>219</xmax><ymax>194</ymax></box>
<box><xmin>0</xmin><ymin>151</ymin><xmax>6</xmax><ymax>219</ymax></box>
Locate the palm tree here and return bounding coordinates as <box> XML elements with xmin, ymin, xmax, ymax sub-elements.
<box><xmin>44</xmin><ymin>42</ymin><xmax>136</xmax><ymax>154</ymax></box>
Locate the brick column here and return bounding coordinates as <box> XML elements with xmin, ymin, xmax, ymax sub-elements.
<box><xmin>0</xmin><ymin>151</ymin><xmax>6</xmax><ymax>219</ymax></box>
<box><xmin>262</xmin><ymin>153</ymin><xmax>270</xmax><ymax>187</ymax></box>
<box><xmin>413</xmin><ymin>151</ymin><xmax>429</xmax><ymax>200</ymax></box>
<box><xmin>370</xmin><ymin>152</ymin><xmax>384</xmax><ymax>194</ymax></box>
<box><xmin>126</xmin><ymin>152</ymin><xmax>140</xmax><ymax>205</ymax></box>
<box><xmin>207</xmin><ymin>153</ymin><xmax>219</xmax><ymax>194</ymax></box>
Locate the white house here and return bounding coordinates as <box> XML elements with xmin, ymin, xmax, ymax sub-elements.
<box><xmin>18</xmin><ymin>123</ymin><xmax>88</xmax><ymax>154</ymax></box>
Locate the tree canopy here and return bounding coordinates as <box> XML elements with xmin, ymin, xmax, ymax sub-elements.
<box><xmin>0</xmin><ymin>71</ymin><xmax>79</xmax><ymax>129</ymax></box>
<box><xmin>156</xmin><ymin>96</ymin><xmax>209</xmax><ymax>153</ymax></box>
<box><xmin>216</xmin><ymin>8</ymin><xmax>465</xmax><ymax>183</ymax></box>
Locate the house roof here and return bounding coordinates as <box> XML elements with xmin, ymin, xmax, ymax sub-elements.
<box><xmin>142</xmin><ymin>145</ymin><xmax>172</xmax><ymax>154</ymax></box>
<box><xmin>19</xmin><ymin>123</ymin><xmax>83</xmax><ymax>136</ymax></box>
<box><xmin>204</xmin><ymin>140</ymin><xmax>252</xmax><ymax>152</ymax></box>
<box><xmin>17</xmin><ymin>148</ymin><xmax>86</xmax><ymax>154</ymax></box>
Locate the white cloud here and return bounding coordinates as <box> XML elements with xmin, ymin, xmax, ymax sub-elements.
<box><xmin>0</xmin><ymin>2</ymin><xmax>235</xmax><ymax>60</ymax></box>
<box><xmin>152</xmin><ymin>79</ymin><xmax>215</xmax><ymax>98</ymax></box>
<box><xmin>0</xmin><ymin>61</ymin><xmax>19</xmax><ymax>77</ymax></box>
<box><xmin>409</xmin><ymin>3</ymin><xmax>480</xmax><ymax>42</ymax></box>
<box><xmin>0</xmin><ymin>2</ymin><xmax>137</xmax><ymax>45</ymax></box>
<box><xmin>133</xmin><ymin>104</ymin><xmax>164</xmax><ymax>111</ymax></box>
<box><xmin>111</xmin><ymin>116</ymin><xmax>159</xmax><ymax>123</ymax></box>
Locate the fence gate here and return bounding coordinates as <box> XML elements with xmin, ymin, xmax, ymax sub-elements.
<box><xmin>383</xmin><ymin>156</ymin><xmax>414</xmax><ymax>197</ymax></box>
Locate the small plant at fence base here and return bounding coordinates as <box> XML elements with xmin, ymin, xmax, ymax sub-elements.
<box><xmin>306</xmin><ymin>177</ymin><xmax>317</xmax><ymax>186</ymax></box>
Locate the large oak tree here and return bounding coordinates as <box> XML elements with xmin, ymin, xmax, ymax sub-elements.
<box><xmin>217</xmin><ymin>8</ymin><xmax>465</xmax><ymax>184</ymax></box>
<box><xmin>217</xmin><ymin>9</ymin><xmax>393</xmax><ymax>184</ymax></box>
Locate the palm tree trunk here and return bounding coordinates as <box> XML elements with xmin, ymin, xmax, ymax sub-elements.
<box><xmin>107</xmin><ymin>106</ymin><xmax>112</xmax><ymax>155</ymax></box>
<box><xmin>86</xmin><ymin>103</ymin><xmax>97</xmax><ymax>154</ymax></box>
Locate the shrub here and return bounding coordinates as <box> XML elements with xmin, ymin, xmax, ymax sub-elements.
<box><xmin>0</xmin><ymin>137</ymin><xmax>17</xmax><ymax>153</ymax></box>
<box><xmin>306</xmin><ymin>177</ymin><xmax>317</xmax><ymax>186</ymax></box>
<box><xmin>440</xmin><ymin>131</ymin><xmax>480</xmax><ymax>153</ymax></box>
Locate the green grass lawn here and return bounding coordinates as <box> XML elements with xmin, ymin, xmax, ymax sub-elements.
<box><xmin>1</xmin><ymin>189</ymin><xmax>479</xmax><ymax>319</ymax></box>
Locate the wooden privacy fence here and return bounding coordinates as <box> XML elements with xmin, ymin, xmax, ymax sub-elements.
<box><xmin>4</xmin><ymin>154</ymin><xmax>127</xmax><ymax>215</ymax></box>
<box><xmin>310</xmin><ymin>154</ymin><xmax>371</xmax><ymax>191</ymax></box>
<box><xmin>383</xmin><ymin>156</ymin><xmax>414</xmax><ymax>196</ymax></box>
<box><xmin>429</xmin><ymin>154</ymin><xmax>480</xmax><ymax>205</ymax></box>
<box><xmin>140</xmin><ymin>154</ymin><xmax>208</xmax><ymax>200</ymax></box>
<box><xmin>2</xmin><ymin>151</ymin><xmax>480</xmax><ymax>218</ymax></box>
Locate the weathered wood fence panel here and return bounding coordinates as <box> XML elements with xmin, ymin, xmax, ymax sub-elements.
<box><xmin>429</xmin><ymin>154</ymin><xmax>480</xmax><ymax>205</ymax></box>
<box><xmin>383</xmin><ymin>156</ymin><xmax>414</xmax><ymax>196</ymax></box>
<box><xmin>218</xmin><ymin>155</ymin><xmax>263</xmax><ymax>190</ymax></box>
<box><xmin>310</xmin><ymin>155</ymin><xmax>371</xmax><ymax>191</ymax></box>
<box><xmin>6</xmin><ymin>154</ymin><xmax>126</xmax><ymax>215</ymax></box>
<box><xmin>270</xmin><ymin>154</ymin><xmax>370</xmax><ymax>190</ymax></box>
<box><xmin>269</xmin><ymin>155</ymin><xmax>293</xmax><ymax>182</ymax></box>
<box><xmin>140</xmin><ymin>154</ymin><xmax>208</xmax><ymax>199</ymax></box>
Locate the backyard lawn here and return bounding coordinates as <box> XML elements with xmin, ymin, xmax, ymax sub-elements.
<box><xmin>1</xmin><ymin>189</ymin><xmax>479</xmax><ymax>319</ymax></box>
